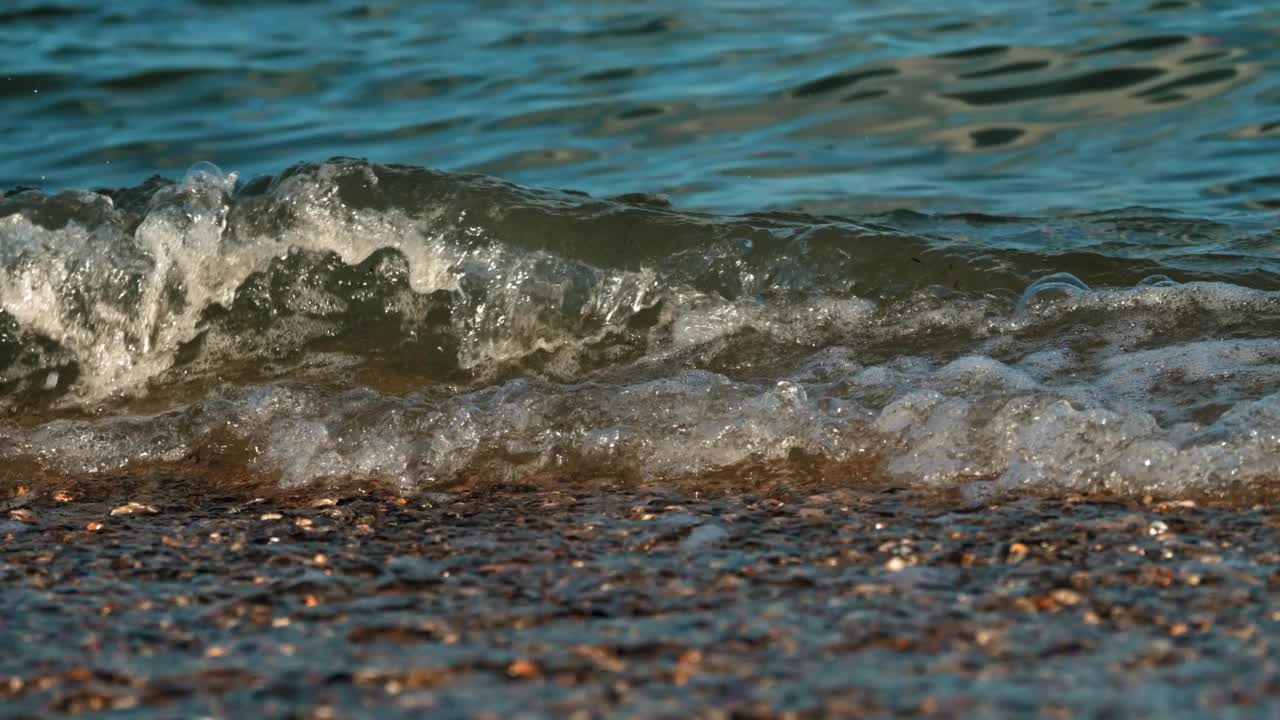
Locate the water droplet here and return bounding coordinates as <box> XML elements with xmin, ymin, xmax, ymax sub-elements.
<box><xmin>183</xmin><ymin>161</ymin><xmax>225</xmax><ymax>184</ymax></box>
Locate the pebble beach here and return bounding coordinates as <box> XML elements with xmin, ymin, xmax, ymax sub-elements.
<box><xmin>4</xmin><ymin>477</ymin><xmax>1278</xmax><ymax>718</ymax></box>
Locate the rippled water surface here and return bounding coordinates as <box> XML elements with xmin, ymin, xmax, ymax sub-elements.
<box><xmin>5</xmin><ymin>0</ymin><xmax>1280</xmax><ymax>214</ymax></box>
<box><xmin>3</xmin><ymin>1</ymin><xmax>1280</xmax><ymax>500</ymax></box>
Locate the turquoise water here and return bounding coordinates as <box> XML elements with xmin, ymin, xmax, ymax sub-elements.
<box><xmin>4</xmin><ymin>1</ymin><xmax>1280</xmax><ymax>499</ymax></box>
<box><xmin>4</xmin><ymin>0</ymin><xmax>1280</xmax><ymax>216</ymax></box>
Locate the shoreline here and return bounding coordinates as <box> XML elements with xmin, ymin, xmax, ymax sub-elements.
<box><xmin>3</xmin><ymin>482</ymin><xmax>1279</xmax><ymax>717</ymax></box>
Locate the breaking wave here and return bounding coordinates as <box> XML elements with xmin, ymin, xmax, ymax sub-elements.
<box><xmin>3</xmin><ymin>159</ymin><xmax>1280</xmax><ymax>499</ymax></box>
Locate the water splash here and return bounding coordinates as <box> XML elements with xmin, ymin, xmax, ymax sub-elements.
<box><xmin>4</xmin><ymin>161</ymin><xmax>1280</xmax><ymax>499</ymax></box>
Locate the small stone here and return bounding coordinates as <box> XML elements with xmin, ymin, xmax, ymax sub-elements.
<box><xmin>1050</xmin><ymin>588</ymin><xmax>1083</xmax><ymax>606</ymax></box>
<box><xmin>507</xmin><ymin>659</ymin><xmax>540</xmax><ymax>678</ymax></box>
<box><xmin>680</xmin><ymin>524</ymin><xmax>729</xmax><ymax>552</ymax></box>
<box><xmin>110</xmin><ymin>502</ymin><xmax>159</xmax><ymax>516</ymax></box>
<box><xmin>9</xmin><ymin>509</ymin><xmax>35</xmax><ymax>524</ymax></box>
<box><xmin>673</xmin><ymin>649</ymin><xmax>703</xmax><ymax>686</ymax></box>
<box><xmin>797</xmin><ymin>507</ymin><xmax>828</xmax><ymax>521</ymax></box>
<box><xmin>1007</xmin><ymin>542</ymin><xmax>1029</xmax><ymax>563</ymax></box>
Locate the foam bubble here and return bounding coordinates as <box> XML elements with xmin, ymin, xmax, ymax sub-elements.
<box><xmin>1015</xmin><ymin>272</ymin><xmax>1089</xmax><ymax>316</ymax></box>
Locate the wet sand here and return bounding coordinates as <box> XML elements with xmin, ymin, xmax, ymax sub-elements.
<box><xmin>2</xmin><ymin>480</ymin><xmax>1279</xmax><ymax>718</ymax></box>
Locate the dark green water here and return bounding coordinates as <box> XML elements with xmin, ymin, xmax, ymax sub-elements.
<box><xmin>3</xmin><ymin>1</ymin><xmax>1280</xmax><ymax>499</ymax></box>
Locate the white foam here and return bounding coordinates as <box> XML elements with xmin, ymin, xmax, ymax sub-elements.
<box><xmin>8</xmin><ymin>171</ymin><xmax>1280</xmax><ymax>499</ymax></box>
<box><xmin>670</xmin><ymin>294</ymin><xmax>875</xmax><ymax>349</ymax></box>
<box><xmin>0</xmin><ymin>163</ymin><xmax>671</xmax><ymax>402</ymax></box>
<box><xmin>7</xmin><ymin>329</ymin><xmax>1280</xmax><ymax>498</ymax></box>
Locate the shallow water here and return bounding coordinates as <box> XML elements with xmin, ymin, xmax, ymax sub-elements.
<box><xmin>4</xmin><ymin>1</ymin><xmax>1280</xmax><ymax>500</ymax></box>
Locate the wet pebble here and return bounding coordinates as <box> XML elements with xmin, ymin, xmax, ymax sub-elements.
<box><xmin>110</xmin><ymin>502</ymin><xmax>159</xmax><ymax>516</ymax></box>
<box><xmin>680</xmin><ymin>523</ymin><xmax>729</xmax><ymax>552</ymax></box>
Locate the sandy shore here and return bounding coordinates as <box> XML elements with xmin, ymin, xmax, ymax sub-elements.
<box><xmin>2</xmin><ymin>480</ymin><xmax>1279</xmax><ymax>718</ymax></box>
